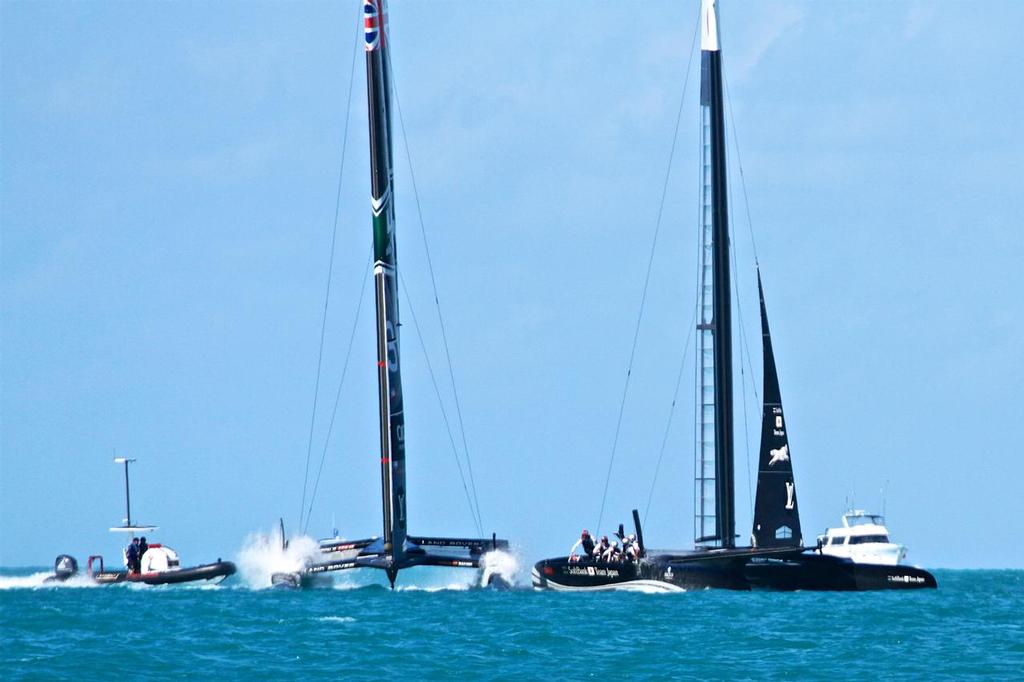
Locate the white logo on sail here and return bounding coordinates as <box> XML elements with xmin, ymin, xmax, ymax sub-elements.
<box><xmin>785</xmin><ymin>480</ymin><xmax>795</xmax><ymax>510</ymax></box>
<box><xmin>768</xmin><ymin>444</ymin><xmax>789</xmax><ymax>467</ymax></box>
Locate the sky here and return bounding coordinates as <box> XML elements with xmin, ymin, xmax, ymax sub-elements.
<box><xmin>2</xmin><ymin>1</ymin><xmax>1022</xmax><ymax>570</ymax></box>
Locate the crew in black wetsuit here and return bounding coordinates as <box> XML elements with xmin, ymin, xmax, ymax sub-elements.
<box><xmin>138</xmin><ymin>537</ymin><xmax>149</xmax><ymax>571</ymax></box>
<box><xmin>126</xmin><ymin>538</ymin><xmax>140</xmax><ymax>574</ymax></box>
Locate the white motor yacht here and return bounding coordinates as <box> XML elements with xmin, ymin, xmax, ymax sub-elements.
<box><xmin>817</xmin><ymin>510</ymin><xmax>907</xmax><ymax>566</ymax></box>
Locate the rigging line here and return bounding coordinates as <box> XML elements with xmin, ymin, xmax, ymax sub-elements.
<box><xmin>299</xmin><ymin>4</ymin><xmax>363</xmax><ymax>532</ymax></box>
<box><xmin>722</xmin><ymin>69</ymin><xmax>760</xmax><ymax>266</ymax></box>
<box><xmin>643</xmin><ymin>303</ymin><xmax>698</xmax><ymax>526</ymax></box>
<box><xmin>726</xmin><ymin>159</ymin><xmax>760</xmax><ymax>411</ymax></box>
<box><xmin>596</xmin><ymin>8</ymin><xmax>701</xmax><ymax>534</ymax></box>
<box><xmin>387</xmin><ymin>50</ymin><xmax>486</xmax><ymax>531</ymax></box>
<box><xmin>739</xmin><ymin>337</ymin><xmax>754</xmax><ymax>517</ymax></box>
<box><xmin>303</xmin><ymin>249</ymin><xmax>373</xmax><ymax>535</ymax></box>
<box><xmin>397</xmin><ymin>270</ymin><xmax>484</xmax><ymax>536</ymax></box>
<box><xmin>725</xmin><ymin>107</ymin><xmax>757</xmax><ymax>518</ymax></box>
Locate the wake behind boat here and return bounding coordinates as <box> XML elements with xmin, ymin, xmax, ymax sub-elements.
<box><xmin>534</xmin><ymin>0</ymin><xmax>934</xmax><ymax>593</ymax></box>
<box><xmin>272</xmin><ymin>0</ymin><xmax>509</xmax><ymax>590</ymax></box>
<box><xmin>47</xmin><ymin>458</ymin><xmax>235</xmax><ymax>587</ymax></box>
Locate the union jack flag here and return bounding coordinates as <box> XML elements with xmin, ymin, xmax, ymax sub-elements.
<box><xmin>364</xmin><ymin>0</ymin><xmax>385</xmax><ymax>51</ymax></box>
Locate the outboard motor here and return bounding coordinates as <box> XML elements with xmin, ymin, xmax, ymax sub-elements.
<box><xmin>53</xmin><ymin>554</ymin><xmax>79</xmax><ymax>581</ymax></box>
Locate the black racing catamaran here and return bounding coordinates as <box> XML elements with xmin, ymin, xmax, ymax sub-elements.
<box><xmin>533</xmin><ymin>0</ymin><xmax>935</xmax><ymax>591</ymax></box>
<box><xmin>273</xmin><ymin>0</ymin><xmax>507</xmax><ymax>590</ymax></box>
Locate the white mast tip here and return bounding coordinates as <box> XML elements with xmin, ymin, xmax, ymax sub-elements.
<box><xmin>701</xmin><ymin>0</ymin><xmax>720</xmax><ymax>52</ymax></box>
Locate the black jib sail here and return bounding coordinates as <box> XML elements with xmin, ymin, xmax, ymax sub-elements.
<box><xmin>751</xmin><ymin>272</ymin><xmax>802</xmax><ymax>548</ymax></box>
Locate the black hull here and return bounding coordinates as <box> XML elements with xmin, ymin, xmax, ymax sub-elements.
<box><xmin>534</xmin><ymin>549</ymin><xmax>936</xmax><ymax>592</ymax></box>
<box><xmin>745</xmin><ymin>553</ymin><xmax>937</xmax><ymax>590</ymax></box>
<box><xmin>533</xmin><ymin>549</ymin><xmax>783</xmax><ymax>592</ymax></box>
<box><xmin>271</xmin><ymin>535</ymin><xmax>509</xmax><ymax>589</ymax></box>
<box><xmin>91</xmin><ymin>561</ymin><xmax>236</xmax><ymax>586</ymax></box>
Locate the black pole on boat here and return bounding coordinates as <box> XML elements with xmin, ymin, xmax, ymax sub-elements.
<box><xmin>114</xmin><ymin>457</ymin><xmax>136</xmax><ymax>527</ymax></box>
<box><xmin>632</xmin><ymin>509</ymin><xmax>646</xmax><ymax>557</ymax></box>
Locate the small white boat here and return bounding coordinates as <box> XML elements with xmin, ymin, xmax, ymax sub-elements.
<box><xmin>818</xmin><ymin>510</ymin><xmax>907</xmax><ymax>566</ymax></box>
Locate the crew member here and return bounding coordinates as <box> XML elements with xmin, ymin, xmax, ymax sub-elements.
<box><xmin>624</xmin><ymin>534</ymin><xmax>640</xmax><ymax>561</ymax></box>
<box><xmin>138</xmin><ymin>537</ymin><xmax>149</xmax><ymax>571</ymax></box>
<box><xmin>126</xmin><ymin>538</ymin><xmax>140</xmax><ymax>574</ymax></box>
<box><xmin>569</xmin><ymin>529</ymin><xmax>595</xmax><ymax>562</ymax></box>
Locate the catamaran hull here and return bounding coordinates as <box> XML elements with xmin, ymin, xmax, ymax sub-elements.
<box><xmin>271</xmin><ymin>537</ymin><xmax>511</xmax><ymax>589</ymax></box>
<box><xmin>532</xmin><ymin>555</ymin><xmax>750</xmax><ymax>592</ymax></box>
<box><xmin>745</xmin><ymin>553</ymin><xmax>936</xmax><ymax>590</ymax></box>
<box><xmin>534</xmin><ymin>548</ymin><xmax>935</xmax><ymax>592</ymax></box>
<box><xmin>90</xmin><ymin>561</ymin><xmax>236</xmax><ymax>586</ymax></box>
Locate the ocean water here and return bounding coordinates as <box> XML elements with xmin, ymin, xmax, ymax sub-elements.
<box><xmin>2</xmin><ymin>568</ymin><xmax>1021</xmax><ymax>679</ymax></box>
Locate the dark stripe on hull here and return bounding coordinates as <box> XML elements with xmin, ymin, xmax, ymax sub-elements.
<box><xmin>91</xmin><ymin>561</ymin><xmax>236</xmax><ymax>586</ymax></box>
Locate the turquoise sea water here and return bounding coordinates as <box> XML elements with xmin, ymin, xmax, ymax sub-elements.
<box><xmin>2</xmin><ymin>568</ymin><xmax>1021</xmax><ymax>679</ymax></box>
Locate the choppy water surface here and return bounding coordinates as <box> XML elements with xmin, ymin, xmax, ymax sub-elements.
<box><xmin>2</xmin><ymin>569</ymin><xmax>1021</xmax><ymax>679</ymax></box>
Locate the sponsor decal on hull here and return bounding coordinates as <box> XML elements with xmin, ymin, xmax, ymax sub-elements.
<box><xmin>887</xmin><ymin>574</ymin><xmax>927</xmax><ymax>584</ymax></box>
<box><xmin>565</xmin><ymin>565</ymin><xmax>621</xmax><ymax>578</ymax></box>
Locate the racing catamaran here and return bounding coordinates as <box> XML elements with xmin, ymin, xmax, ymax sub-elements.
<box><xmin>533</xmin><ymin>0</ymin><xmax>935</xmax><ymax>591</ymax></box>
<box><xmin>272</xmin><ymin>0</ymin><xmax>508</xmax><ymax>589</ymax></box>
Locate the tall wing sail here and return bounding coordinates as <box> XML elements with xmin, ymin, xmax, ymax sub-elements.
<box><xmin>695</xmin><ymin>0</ymin><xmax>735</xmax><ymax>548</ymax></box>
<box><xmin>751</xmin><ymin>273</ymin><xmax>802</xmax><ymax>548</ymax></box>
<box><xmin>364</xmin><ymin>0</ymin><xmax>407</xmax><ymax>562</ymax></box>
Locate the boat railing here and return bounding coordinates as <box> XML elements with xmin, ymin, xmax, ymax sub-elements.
<box><xmin>87</xmin><ymin>555</ymin><xmax>104</xmax><ymax>576</ymax></box>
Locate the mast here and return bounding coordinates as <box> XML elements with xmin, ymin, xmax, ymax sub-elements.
<box><xmin>364</xmin><ymin>0</ymin><xmax>408</xmax><ymax>577</ymax></box>
<box><xmin>751</xmin><ymin>273</ymin><xmax>802</xmax><ymax>548</ymax></box>
<box><xmin>695</xmin><ymin>0</ymin><xmax>735</xmax><ymax>548</ymax></box>
<box><xmin>114</xmin><ymin>457</ymin><xmax>136</xmax><ymax>527</ymax></box>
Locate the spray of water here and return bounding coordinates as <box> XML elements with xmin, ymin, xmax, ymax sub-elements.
<box><xmin>0</xmin><ymin>571</ymin><xmax>100</xmax><ymax>590</ymax></box>
<box><xmin>480</xmin><ymin>548</ymin><xmax>521</xmax><ymax>588</ymax></box>
<box><xmin>236</xmin><ymin>527</ymin><xmax>319</xmax><ymax>589</ymax></box>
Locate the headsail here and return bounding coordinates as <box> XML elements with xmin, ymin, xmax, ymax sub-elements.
<box><xmin>695</xmin><ymin>0</ymin><xmax>735</xmax><ymax>548</ymax></box>
<box><xmin>751</xmin><ymin>273</ymin><xmax>802</xmax><ymax>548</ymax></box>
<box><xmin>364</xmin><ymin>0</ymin><xmax>408</xmax><ymax>569</ymax></box>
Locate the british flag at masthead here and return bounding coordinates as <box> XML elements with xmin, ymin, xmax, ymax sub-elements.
<box><xmin>364</xmin><ymin>0</ymin><xmax>385</xmax><ymax>52</ymax></box>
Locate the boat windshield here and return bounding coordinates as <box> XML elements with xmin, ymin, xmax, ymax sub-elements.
<box><xmin>845</xmin><ymin>514</ymin><xmax>884</xmax><ymax>527</ymax></box>
<box><xmin>849</xmin><ymin>535</ymin><xmax>889</xmax><ymax>544</ymax></box>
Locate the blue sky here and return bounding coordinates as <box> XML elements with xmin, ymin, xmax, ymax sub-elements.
<box><xmin>2</xmin><ymin>1</ymin><xmax>1022</xmax><ymax>570</ymax></box>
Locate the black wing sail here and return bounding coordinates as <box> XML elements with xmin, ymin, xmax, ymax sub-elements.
<box><xmin>751</xmin><ymin>272</ymin><xmax>802</xmax><ymax>548</ymax></box>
